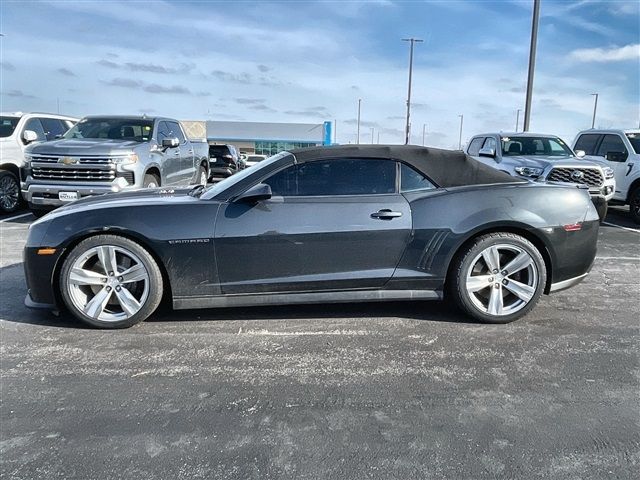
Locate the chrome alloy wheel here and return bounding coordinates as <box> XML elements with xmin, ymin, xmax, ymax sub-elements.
<box><xmin>67</xmin><ymin>245</ymin><xmax>150</xmax><ymax>322</ymax></box>
<box><xmin>465</xmin><ymin>243</ymin><xmax>538</xmax><ymax>316</ymax></box>
<box><xmin>0</xmin><ymin>174</ymin><xmax>19</xmax><ymax>212</ymax></box>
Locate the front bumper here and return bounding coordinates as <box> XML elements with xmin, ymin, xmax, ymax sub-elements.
<box><xmin>25</xmin><ymin>291</ymin><xmax>57</xmax><ymax>311</ymax></box>
<box><xmin>21</xmin><ymin>182</ymin><xmax>127</xmax><ymax>207</ymax></box>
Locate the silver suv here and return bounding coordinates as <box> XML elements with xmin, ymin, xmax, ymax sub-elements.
<box><xmin>466</xmin><ymin>132</ymin><xmax>616</xmax><ymax>219</ymax></box>
<box><xmin>0</xmin><ymin>112</ymin><xmax>77</xmax><ymax>213</ymax></box>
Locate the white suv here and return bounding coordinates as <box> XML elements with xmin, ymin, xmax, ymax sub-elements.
<box><xmin>572</xmin><ymin>129</ymin><xmax>640</xmax><ymax>224</ymax></box>
<box><xmin>0</xmin><ymin>112</ymin><xmax>77</xmax><ymax>213</ymax></box>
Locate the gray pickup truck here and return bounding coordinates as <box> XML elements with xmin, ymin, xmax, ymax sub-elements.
<box><xmin>21</xmin><ymin>116</ymin><xmax>209</xmax><ymax>216</ymax></box>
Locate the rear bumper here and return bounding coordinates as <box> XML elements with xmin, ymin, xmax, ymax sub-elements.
<box><xmin>549</xmin><ymin>272</ymin><xmax>589</xmax><ymax>293</ymax></box>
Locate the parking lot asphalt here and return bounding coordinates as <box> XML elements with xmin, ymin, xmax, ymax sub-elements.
<box><xmin>1</xmin><ymin>209</ymin><xmax>639</xmax><ymax>480</ymax></box>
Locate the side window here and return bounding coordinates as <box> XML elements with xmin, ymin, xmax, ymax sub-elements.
<box><xmin>22</xmin><ymin>118</ymin><xmax>47</xmax><ymax>143</ymax></box>
<box><xmin>596</xmin><ymin>134</ymin><xmax>627</xmax><ymax>157</ymax></box>
<box><xmin>400</xmin><ymin>163</ymin><xmax>435</xmax><ymax>192</ymax></box>
<box><xmin>167</xmin><ymin>121</ymin><xmax>186</xmax><ymax>144</ymax></box>
<box><xmin>467</xmin><ymin>137</ymin><xmax>484</xmax><ymax>156</ymax></box>
<box><xmin>574</xmin><ymin>134</ymin><xmax>600</xmax><ymax>155</ymax></box>
<box><xmin>264</xmin><ymin>158</ymin><xmax>396</xmax><ymax>197</ymax></box>
<box><xmin>40</xmin><ymin>118</ymin><xmax>66</xmax><ymax>140</ymax></box>
<box><xmin>483</xmin><ymin>137</ymin><xmax>497</xmax><ymax>151</ymax></box>
<box><xmin>156</xmin><ymin>121</ymin><xmax>171</xmax><ymax>144</ymax></box>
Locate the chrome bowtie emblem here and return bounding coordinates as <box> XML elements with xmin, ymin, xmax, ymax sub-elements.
<box><xmin>571</xmin><ymin>170</ymin><xmax>584</xmax><ymax>181</ymax></box>
<box><xmin>59</xmin><ymin>156</ymin><xmax>78</xmax><ymax>165</ymax></box>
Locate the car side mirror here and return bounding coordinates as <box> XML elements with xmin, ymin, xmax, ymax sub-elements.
<box><xmin>236</xmin><ymin>183</ymin><xmax>272</xmax><ymax>203</ymax></box>
<box><xmin>162</xmin><ymin>137</ymin><xmax>180</xmax><ymax>149</ymax></box>
<box><xmin>574</xmin><ymin>150</ymin><xmax>586</xmax><ymax>158</ymax></box>
<box><xmin>606</xmin><ymin>151</ymin><xmax>627</xmax><ymax>162</ymax></box>
<box><xmin>23</xmin><ymin>130</ymin><xmax>39</xmax><ymax>144</ymax></box>
<box><xmin>478</xmin><ymin>147</ymin><xmax>496</xmax><ymax>158</ymax></box>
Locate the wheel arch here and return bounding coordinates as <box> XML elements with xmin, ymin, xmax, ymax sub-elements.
<box><xmin>0</xmin><ymin>163</ymin><xmax>20</xmax><ymax>178</ymax></box>
<box><xmin>144</xmin><ymin>165</ymin><xmax>162</xmax><ymax>184</ymax></box>
<box><xmin>626</xmin><ymin>178</ymin><xmax>640</xmax><ymax>204</ymax></box>
<box><xmin>444</xmin><ymin>224</ymin><xmax>554</xmax><ymax>296</ymax></box>
<box><xmin>51</xmin><ymin>229</ymin><xmax>173</xmax><ymax>309</ymax></box>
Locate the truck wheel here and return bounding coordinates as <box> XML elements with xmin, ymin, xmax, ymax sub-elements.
<box><xmin>596</xmin><ymin>201</ymin><xmax>608</xmax><ymax>223</ymax></box>
<box><xmin>449</xmin><ymin>232</ymin><xmax>546</xmax><ymax>324</ymax></box>
<box><xmin>630</xmin><ymin>185</ymin><xmax>640</xmax><ymax>225</ymax></box>
<box><xmin>0</xmin><ymin>170</ymin><xmax>22</xmax><ymax>213</ymax></box>
<box><xmin>59</xmin><ymin>235</ymin><xmax>164</xmax><ymax>329</ymax></box>
<box><xmin>197</xmin><ymin>165</ymin><xmax>207</xmax><ymax>186</ymax></box>
<box><xmin>143</xmin><ymin>174</ymin><xmax>160</xmax><ymax>188</ymax></box>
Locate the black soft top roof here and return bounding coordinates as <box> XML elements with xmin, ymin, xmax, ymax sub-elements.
<box><xmin>289</xmin><ymin>145</ymin><xmax>524</xmax><ymax>188</ymax></box>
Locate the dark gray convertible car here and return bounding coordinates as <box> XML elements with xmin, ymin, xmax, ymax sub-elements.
<box><xmin>24</xmin><ymin>145</ymin><xmax>599</xmax><ymax>329</ymax></box>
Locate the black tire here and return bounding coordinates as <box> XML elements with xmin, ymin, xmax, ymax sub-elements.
<box><xmin>0</xmin><ymin>170</ymin><xmax>22</xmax><ymax>213</ymax></box>
<box><xmin>596</xmin><ymin>201</ymin><xmax>608</xmax><ymax>224</ymax></box>
<box><xmin>449</xmin><ymin>232</ymin><xmax>547</xmax><ymax>324</ymax></box>
<box><xmin>143</xmin><ymin>173</ymin><xmax>160</xmax><ymax>188</ymax></box>
<box><xmin>195</xmin><ymin>164</ymin><xmax>208</xmax><ymax>186</ymax></box>
<box><xmin>59</xmin><ymin>235</ymin><xmax>164</xmax><ymax>329</ymax></box>
<box><xmin>630</xmin><ymin>185</ymin><xmax>640</xmax><ymax>225</ymax></box>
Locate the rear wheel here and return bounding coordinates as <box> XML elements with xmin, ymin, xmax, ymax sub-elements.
<box><xmin>0</xmin><ymin>170</ymin><xmax>21</xmax><ymax>213</ymax></box>
<box><xmin>450</xmin><ymin>232</ymin><xmax>546</xmax><ymax>324</ymax></box>
<box><xmin>197</xmin><ymin>165</ymin><xmax>208</xmax><ymax>185</ymax></box>
<box><xmin>630</xmin><ymin>185</ymin><xmax>640</xmax><ymax>225</ymax></box>
<box><xmin>60</xmin><ymin>235</ymin><xmax>163</xmax><ymax>328</ymax></box>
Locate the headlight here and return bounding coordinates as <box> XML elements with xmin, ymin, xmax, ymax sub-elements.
<box><xmin>514</xmin><ymin>166</ymin><xmax>543</xmax><ymax>177</ymax></box>
<box><xmin>112</xmin><ymin>154</ymin><xmax>138</xmax><ymax>165</ymax></box>
<box><xmin>603</xmin><ymin>167</ymin><xmax>615</xmax><ymax>179</ymax></box>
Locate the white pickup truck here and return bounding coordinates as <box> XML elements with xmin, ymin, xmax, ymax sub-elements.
<box><xmin>0</xmin><ymin>112</ymin><xmax>77</xmax><ymax>213</ymax></box>
<box><xmin>572</xmin><ymin>129</ymin><xmax>640</xmax><ymax>224</ymax></box>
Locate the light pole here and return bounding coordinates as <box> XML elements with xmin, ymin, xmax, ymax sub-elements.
<box><xmin>371</xmin><ymin>127</ymin><xmax>375</xmax><ymax>144</ymax></box>
<box><xmin>402</xmin><ymin>37</ymin><xmax>423</xmax><ymax>145</ymax></box>
<box><xmin>356</xmin><ymin>98</ymin><xmax>362</xmax><ymax>144</ymax></box>
<box><xmin>523</xmin><ymin>0</ymin><xmax>540</xmax><ymax>132</ymax></box>
<box><xmin>515</xmin><ymin>109</ymin><xmax>521</xmax><ymax>132</ymax></box>
<box><xmin>377</xmin><ymin>131</ymin><xmax>380</xmax><ymax>144</ymax></box>
<box><xmin>591</xmin><ymin>93</ymin><xmax>599</xmax><ymax>129</ymax></box>
<box><xmin>422</xmin><ymin>123</ymin><xmax>426</xmax><ymax>146</ymax></box>
<box><xmin>458</xmin><ymin>115</ymin><xmax>464</xmax><ymax>150</ymax></box>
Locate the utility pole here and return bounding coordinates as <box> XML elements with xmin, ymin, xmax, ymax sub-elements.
<box><xmin>422</xmin><ymin>123</ymin><xmax>426</xmax><ymax>146</ymax></box>
<box><xmin>356</xmin><ymin>98</ymin><xmax>362</xmax><ymax>144</ymax></box>
<box><xmin>402</xmin><ymin>37</ymin><xmax>423</xmax><ymax>145</ymax></box>
<box><xmin>515</xmin><ymin>109</ymin><xmax>521</xmax><ymax>132</ymax></box>
<box><xmin>591</xmin><ymin>93</ymin><xmax>599</xmax><ymax>129</ymax></box>
<box><xmin>523</xmin><ymin>0</ymin><xmax>540</xmax><ymax>132</ymax></box>
<box><xmin>458</xmin><ymin>115</ymin><xmax>464</xmax><ymax>150</ymax></box>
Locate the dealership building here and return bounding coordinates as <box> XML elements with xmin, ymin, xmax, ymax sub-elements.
<box><xmin>202</xmin><ymin>120</ymin><xmax>333</xmax><ymax>156</ymax></box>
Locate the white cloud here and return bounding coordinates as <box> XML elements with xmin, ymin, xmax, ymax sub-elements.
<box><xmin>570</xmin><ymin>43</ymin><xmax>640</xmax><ymax>62</ymax></box>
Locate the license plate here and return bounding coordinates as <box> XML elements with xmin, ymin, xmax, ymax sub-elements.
<box><xmin>58</xmin><ymin>191</ymin><xmax>79</xmax><ymax>202</ymax></box>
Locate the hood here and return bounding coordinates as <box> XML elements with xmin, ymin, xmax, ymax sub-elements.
<box><xmin>26</xmin><ymin>138</ymin><xmax>143</xmax><ymax>156</ymax></box>
<box><xmin>505</xmin><ymin>154</ymin><xmax>603</xmax><ymax>169</ymax></box>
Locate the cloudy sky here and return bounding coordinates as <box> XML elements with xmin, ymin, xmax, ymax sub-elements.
<box><xmin>1</xmin><ymin>0</ymin><xmax>638</xmax><ymax>148</ymax></box>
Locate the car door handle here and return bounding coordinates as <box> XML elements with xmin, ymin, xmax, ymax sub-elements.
<box><xmin>371</xmin><ymin>209</ymin><xmax>403</xmax><ymax>220</ymax></box>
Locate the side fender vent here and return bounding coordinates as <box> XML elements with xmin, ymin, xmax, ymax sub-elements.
<box><xmin>418</xmin><ymin>230</ymin><xmax>449</xmax><ymax>271</ymax></box>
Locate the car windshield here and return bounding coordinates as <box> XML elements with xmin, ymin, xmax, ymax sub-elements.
<box><xmin>201</xmin><ymin>151</ymin><xmax>290</xmax><ymax>198</ymax></box>
<box><xmin>0</xmin><ymin>116</ymin><xmax>21</xmax><ymax>138</ymax></box>
<box><xmin>64</xmin><ymin>118</ymin><xmax>154</xmax><ymax>142</ymax></box>
<box><xmin>501</xmin><ymin>136</ymin><xmax>573</xmax><ymax>157</ymax></box>
<box><xmin>626</xmin><ymin>133</ymin><xmax>640</xmax><ymax>154</ymax></box>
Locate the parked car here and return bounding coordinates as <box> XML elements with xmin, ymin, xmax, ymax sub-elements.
<box><xmin>0</xmin><ymin>112</ymin><xmax>77</xmax><ymax>213</ymax></box>
<box><xmin>572</xmin><ymin>129</ymin><xmax>640</xmax><ymax>224</ymax></box>
<box><xmin>209</xmin><ymin>144</ymin><xmax>242</xmax><ymax>180</ymax></box>
<box><xmin>21</xmin><ymin>116</ymin><xmax>209</xmax><ymax>217</ymax></box>
<box><xmin>466</xmin><ymin>133</ymin><xmax>615</xmax><ymax>220</ymax></box>
<box><xmin>245</xmin><ymin>154</ymin><xmax>267</xmax><ymax>167</ymax></box>
<box><xmin>24</xmin><ymin>145</ymin><xmax>599</xmax><ymax>329</ymax></box>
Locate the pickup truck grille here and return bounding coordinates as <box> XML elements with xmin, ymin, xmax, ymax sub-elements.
<box><xmin>30</xmin><ymin>155</ymin><xmax>116</xmax><ymax>182</ymax></box>
<box><xmin>546</xmin><ymin>167</ymin><xmax>603</xmax><ymax>188</ymax></box>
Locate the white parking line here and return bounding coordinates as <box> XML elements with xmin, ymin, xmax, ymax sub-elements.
<box><xmin>0</xmin><ymin>212</ymin><xmax>33</xmax><ymax>223</ymax></box>
<box><xmin>596</xmin><ymin>256</ymin><xmax>640</xmax><ymax>261</ymax></box>
<box><xmin>602</xmin><ymin>221</ymin><xmax>640</xmax><ymax>233</ymax></box>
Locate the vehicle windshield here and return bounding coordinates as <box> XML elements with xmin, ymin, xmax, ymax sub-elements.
<box><xmin>0</xmin><ymin>116</ymin><xmax>21</xmax><ymax>138</ymax></box>
<box><xmin>501</xmin><ymin>136</ymin><xmax>573</xmax><ymax>157</ymax></box>
<box><xmin>201</xmin><ymin>151</ymin><xmax>291</xmax><ymax>198</ymax></box>
<box><xmin>64</xmin><ymin>118</ymin><xmax>154</xmax><ymax>142</ymax></box>
<box><xmin>626</xmin><ymin>133</ymin><xmax>640</xmax><ymax>154</ymax></box>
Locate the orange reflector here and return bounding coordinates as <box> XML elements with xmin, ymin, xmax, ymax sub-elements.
<box><xmin>37</xmin><ymin>248</ymin><xmax>57</xmax><ymax>255</ymax></box>
<box><xmin>563</xmin><ymin>223</ymin><xmax>582</xmax><ymax>232</ymax></box>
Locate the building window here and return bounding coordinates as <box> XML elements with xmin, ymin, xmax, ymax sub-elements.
<box><xmin>254</xmin><ymin>141</ymin><xmax>317</xmax><ymax>156</ymax></box>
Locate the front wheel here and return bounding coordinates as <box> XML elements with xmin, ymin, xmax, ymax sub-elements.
<box><xmin>60</xmin><ymin>235</ymin><xmax>164</xmax><ymax>328</ymax></box>
<box><xmin>0</xmin><ymin>170</ymin><xmax>22</xmax><ymax>213</ymax></box>
<box><xmin>450</xmin><ymin>233</ymin><xmax>547</xmax><ymax>324</ymax></box>
<box><xmin>143</xmin><ymin>173</ymin><xmax>160</xmax><ymax>188</ymax></box>
<box><xmin>630</xmin><ymin>185</ymin><xmax>640</xmax><ymax>225</ymax></box>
